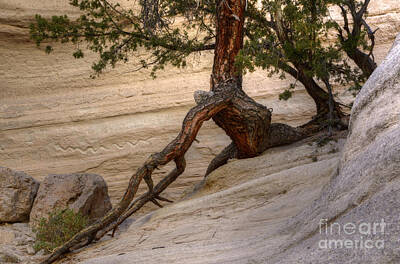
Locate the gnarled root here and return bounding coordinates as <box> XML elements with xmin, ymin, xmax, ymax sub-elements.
<box><xmin>41</xmin><ymin>91</ymin><xmax>231</xmax><ymax>264</ymax></box>
<box><xmin>96</xmin><ymin>155</ymin><xmax>186</xmax><ymax>239</ymax></box>
<box><xmin>265</xmin><ymin>123</ymin><xmax>309</xmax><ymax>148</ymax></box>
<box><xmin>41</xmin><ymin>84</ymin><xmax>315</xmax><ymax>264</ymax></box>
<box><xmin>300</xmin><ymin>104</ymin><xmax>349</xmax><ymax>133</ymax></box>
<box><xmin>205</xmin><ymin>123</ymin><xmax>309</xmax><ymax>176</ymax></box>
<box><xmin>205</xmin><ymin>143</ymin><xmax>238</xmax><ymax>177</ymax></box>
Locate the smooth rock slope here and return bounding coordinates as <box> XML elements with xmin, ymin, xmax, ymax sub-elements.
<box><xmin>1</xmin><ymin>0</ymin><xmax>399</xmax><ymax>206</ymax></box>
<box><xmin>61</xmin><ymin>32</ymin><xmax>400</xmax><ymax>264</ymax></box>
<box><xmin>65</xmin><ymin>133</ymin><xmax>347</xmax><ymax>264</ymax></box>
<box><xmin>270</xmin><ymin>32</ymin><xmax>400</xmax><ymax>264</ymax></box>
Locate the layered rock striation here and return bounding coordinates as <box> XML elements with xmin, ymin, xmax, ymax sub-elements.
<box><xmin>1</xmin><ymin>0</ymin><xmax>399</xmax><ymax>206</ymax></box>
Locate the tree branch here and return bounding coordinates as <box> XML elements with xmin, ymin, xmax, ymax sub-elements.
<box><xmin>40</xmin><ymin>87</ymin><xmax>234</xmax><ymax>264</ymax></box>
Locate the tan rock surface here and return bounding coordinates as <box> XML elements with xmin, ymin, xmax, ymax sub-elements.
<box><xmin>0</xmin><ymin>222</ymin><xmax>41</xmax><ymax>263</ymax></box>
<box><xmin>66</xmin><ymin>33</ymin><xmax>400</xmax><ymax>264</ymax></box>
<box><xmin>0</xmin><ymin>2</ymin><xmax>399</xmax><ymax>264</ymax></box>
<box><xmin>0</xmin><ymin>229</ymin><xmax>15</xmax><ymax>245</ymax></box>
<box><xmin>1</xmin><ymin>1</ymin><xmax>398</xmax><ymax>207</ymax></box>
<box><xmin>63</xmin><ymin>134</ymin><xmax>346</xmax><ymax>264</ymax></box>
<box><xmin>0</xmin><ymin>167</ymin><xmax>39</xmax><ymax>223</ymax></box>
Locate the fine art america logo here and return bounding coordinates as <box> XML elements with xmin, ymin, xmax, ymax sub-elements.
<box><xmin>318</xmin><ymin>219</ymin><xmax>386</xmax><ymax>249</ymax></box>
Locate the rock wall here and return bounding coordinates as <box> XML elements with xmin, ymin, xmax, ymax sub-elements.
<box><xmin>270</xmin><ymin>31</ymin><xmax>400</xmax><ymax>264</ymax></box>
<box><xmin>1</xmin><ymin>0</ymin><xmax>399</xmax><ymax>205</ymax></box>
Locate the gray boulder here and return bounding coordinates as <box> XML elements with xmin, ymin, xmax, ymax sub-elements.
<box><xmin>0</xmin><ymin>167</ymin><xmax>39</xmax><ymax>223</ymax></box>
<box><xmin>30</xmin><ymin>173</ymin><xmax>112</xmax><ymax>224</ymax></box>
<box><xmin>270</xmin><ymin>34</ymin><xmax>400</xmax><ymax>263</ymax></box>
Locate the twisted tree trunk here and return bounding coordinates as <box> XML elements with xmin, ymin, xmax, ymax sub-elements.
<box><xmin>204</xmin><ymin>0</ymin><xmax>306</xmax><ymax>173</ymax></box>
<box><xmin>346</xmin><ymin>48</ymin><xmax>377</xmax><ymax>78</ymax></box>
<box><xmin>41</xmin><ymin>1</ymin><xmax>308</xmax><ymax>263</ymax></box>
<box><xmin>295</xmin><ymin>67</ymin><xmax>345</xmax><ymax>129</ymax></box>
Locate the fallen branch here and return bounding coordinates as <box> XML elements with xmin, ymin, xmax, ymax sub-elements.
<box><xmin>96</xmin><ymin>155</ymin><xmax>186</xmax><ymax>239</ymax></box>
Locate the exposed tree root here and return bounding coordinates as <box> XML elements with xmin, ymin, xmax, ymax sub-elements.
<box><xmin>205</xmin><ymin>123</ymin><xmax>309</xmax><ymax>177</ymax></box>
<box><xmin>298</xmin><ymin>92</ymin><xmax>350</xmax><ymax>134</ymax></box>
<box><xmin>300</xmin><ymin>109</ymin><xmax>349</xmax><ymax>132</ymax></box>
<box><xmin>41</xmin><ymin>90</ymin><xmax>232</xmax><ymax>264</ymax></box>
<box><xmin>264</xmin><ymin>123</ymin><xmax>309</xmax><ymax>148</ymax></box>
<box><xmin>205</xmin><ymin>142</ymin><xmax>238</xmax><ymax>176</ymax></box>
<box><xmin>38</xmin><ymin>0</ymin><xmax>340</xmax><ymax>260</ymax></box>
<box><xmin>41</xmin><ymin>82</ymin><xmax>327</xmax><ymax>264</ymax></box>
<box><xmin>41</xmin><ymin>83</ymin><xmax>340</xmax><ymax>264</ymax></box>
<box><xmin>96</xmin><ymin>155</ymin><xmax>186</xmax><ymax>240</ymax></box>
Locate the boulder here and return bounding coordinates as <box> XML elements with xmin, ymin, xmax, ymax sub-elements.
<box><xmin>0</xmin><ymin>167</ymin><xmax>39</xmax><ymax>223</ymax></box>
<box><xmin>269</xmin><ymin>33</ymin><xmax>400</xmax><ymax>263</ymax></box>
<box><xmin>29</xmin><ymin>173</ymin><xmax>112</xmax><ymax>224</ymax></box>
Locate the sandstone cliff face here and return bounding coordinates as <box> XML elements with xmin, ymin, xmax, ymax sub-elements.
<box><xmin>0</xmin><ymin>1</ymin><xmax>399</xmax><ymax>264</ymax></box>
<box><xmin>0</xmin><ymin>0</ymin><xmax>399</xmax><ymax>208</ymax></box>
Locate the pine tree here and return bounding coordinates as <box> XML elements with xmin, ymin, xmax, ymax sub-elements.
<box><xmin>30</xmin><ymin>1</ymin><xmax>374</xmax><ymax>263</ymax></box>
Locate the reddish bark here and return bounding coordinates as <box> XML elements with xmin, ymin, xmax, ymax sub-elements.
<box><xmin>211</xmin><ymin>0</ymin><xmax>271</xmax><ymax>158</ymax></box>
<box><xmin>211</xmin><ymin>0</ymin><xmax>245</xmax><ymax>88</ymax></box>
<box><xmin>41</xmin><ymin>2</ymin><xmax>308</xmax><ymax>263</ymax></box>
<box><xmin>41</xmin><ymin>94</ymin><xmax>232</xmax><ymax>264</ymax></box>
